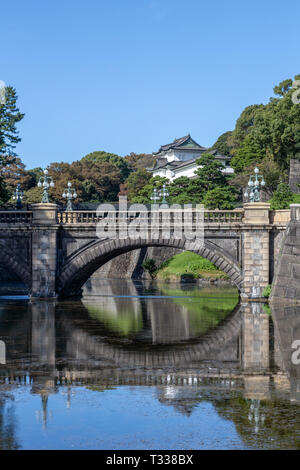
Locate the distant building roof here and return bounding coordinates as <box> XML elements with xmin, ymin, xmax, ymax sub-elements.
<box><xmin>153</xmin><ymin>134</ymin><xmax>207</xmax><ymax>155</ymax></box>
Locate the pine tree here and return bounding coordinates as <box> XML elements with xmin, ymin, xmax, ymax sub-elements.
<box><xmin>0</xmin><ymin>86</ymin><xmax>24</xmax><ymax>206</ymax></box>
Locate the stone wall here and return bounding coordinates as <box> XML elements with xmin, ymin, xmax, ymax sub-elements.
<box><xmin>90</xmin><ymin>246</ymin><xmax>181</xmax><ymax>280</ymax></box>
<box><xmin>90</xmin><ymin>248</ymin><xmax>146</xmax><ymax>279</ymax></box>
<box><xmin>271</xmin><ymin>204</ymin><xmax>300</xmax><ymax>302</ymax></box>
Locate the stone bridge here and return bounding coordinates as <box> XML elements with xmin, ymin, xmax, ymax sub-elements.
<box><xmin>0</xmin><ymin>201</ymin><xmax>291</xmax><ymax>299</ymax></box>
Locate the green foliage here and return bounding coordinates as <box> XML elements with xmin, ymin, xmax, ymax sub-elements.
<box><xmin>229</xmin><ymin>75</ymin><xmax>300</xmax><ymax>175</ymax></box>
<box><xmin>269</xmin><ymin>183</ymin><xmax>294</xmax><ymax>209</ymax></box>
<box><xmin>81</xmin><ymin>151</ymin><xmax>131</xmax><ymax>182</ymax></box>
<box><xmin>0</xmin><ymin>86</ymin><xmax>24</xmax><ymax>205</ymax></box>
<box><xmin>202</xmin><ymin>186</ymin><xmax>236</xmax><ymax>209</ymax></box>
<box><xmin>86</xmin><ymin>304</ymin><xmax>143</xmax><ymax>336</ymax></box>
<box><xmin>142</xmin><ymin>258</ymin><xmax>157</xmax><ymax>278</ymax></box>
<box><xmin>0</xmin><ymin>86</ymin><xmax>24</xmax><ymax>159</ymax></box>
<box><xmin>160</xmin><ymin>285</ymin><xmax>239</xmax><ymax>336</ymax></box>
<box><xmin>126</xmin><ymin>168</ymin><xmax>152</xmax><ymax>201</ymax></box>
<box><xmin>130</xmin><ymin>175</ymin><xmax>169</xmax><ymax>203</ymax></box>
<box><xmin>0</xmin><ymin>174</ymin><xmax>10</xmax><ymax>207</ymax></box>
<box><xmin>231</xmin><ymin>133</ymin><xmax>265</xmax><ymax>173</ymax></box>
<box><xmin>155</xmin><ymin>251</ymin><xmax>229</xmax><ymax>282</ymax></box>
<box><xmin>262</xmin><ymin>284</ymin><xmax>272</xmax><ymax>298</ymax></box>
<box><xmin>210</xmin><ymin>131</ymin><xmax>233</xmax><ymax>156</ymax></box>
<box><xmin>194</xmin><ymin>152</ymin><xmax>227</xmax><ymax>190</ymax></box>
<box><xmin>262</xmin><ymin>304</ymin><xmax>272</xmax><ymax>315</ymax></box>
<box><xmin>22</xmin><ymin>186</ymin><xmax>43</xmax><ymax>204</ymax></box>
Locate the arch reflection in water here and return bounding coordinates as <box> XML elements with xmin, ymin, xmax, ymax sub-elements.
<box><xmin>0</xmin><ymin>285</ymin><xmax>299</xmax><ymax>450</ymax></box>
<box><xmin>82</xmin><ymin>279</ymin><xmax>239</xmax><ymax>344</ymax></box>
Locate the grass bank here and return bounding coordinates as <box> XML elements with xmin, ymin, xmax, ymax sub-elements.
<box><xmin>152</xmin><ymin>251</ymin><xmax>229</xmax><ymax>283</ymax></box>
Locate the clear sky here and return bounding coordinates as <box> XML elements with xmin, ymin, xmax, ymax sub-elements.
<box><xmin>1</xmin><ymin>0</ymin><xmax>300</xmax><ymax>169</ymax></box>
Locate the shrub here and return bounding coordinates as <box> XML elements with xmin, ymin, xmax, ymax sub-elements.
<box><xmin>262</xmin><ymin>284</ymin><xmax>272</xmax><ymax>298</ymax></box>
<box><xmin>142</xmin><ymin>258</ymin><xmax>157</xmax><ymax>278</ymax></box>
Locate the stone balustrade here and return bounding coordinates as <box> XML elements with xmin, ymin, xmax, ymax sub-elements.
<box><xmin>0</xmin><ymin>211</ymin><xmax>32</xmax><ymax>224</ymax></box>
<box><xmin>57</xmin><ymin>209</ymin><xmax>245</xmax><ymax>225</ymax></box>
<box><xmin>0</xmin><ymin>207</ymin><xmax>291</xmax><ymax>227</ymax></box>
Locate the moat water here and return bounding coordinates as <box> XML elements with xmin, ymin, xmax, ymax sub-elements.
<box><xmin>0</xmin><ymin>279</ymin><xmax>299</xmax><ymax>450</ymax></box>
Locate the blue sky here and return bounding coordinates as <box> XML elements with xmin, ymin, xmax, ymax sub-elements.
<box><xmin>1</xmin><ymin>0</ymin><xmax>300</xmax><ymax>169</ymax></box>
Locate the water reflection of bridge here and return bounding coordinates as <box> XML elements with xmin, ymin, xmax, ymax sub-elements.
<box><xmin>0</xmin><ymin>297</ymin><xmax>298</xmax><ymax>402</ymax></box>
<box><xmin>0</xmin><ymin>295</ymin><xmax>299</xmax><ymax>449</ymax></box>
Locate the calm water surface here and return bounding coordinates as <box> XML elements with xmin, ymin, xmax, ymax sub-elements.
<box><xmin>0</xmin><ymin>279</ymin><xmax>299</xmax><ymax>450</ymax></box>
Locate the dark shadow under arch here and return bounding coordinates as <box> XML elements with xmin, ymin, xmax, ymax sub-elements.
<box><xmin>0</xmin><ymin>249</ymin><xmax>31</xmax><ymax>290</ymax></box>
<box><xmin>57</xmin><ymin>237</ymin><xmax>243</xmax><ymax>298</ymax></box>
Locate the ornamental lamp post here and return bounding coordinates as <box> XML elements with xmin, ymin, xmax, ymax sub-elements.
<box><xmin>37</xmin><ymin>169</ymin><xmax>54</xmax><ymax>203</ymax></box>
<box><xmin>244</xmin><ymin>167</ymin><xmax>265</xmax><ymax>202</ymax></box>
<box><xmin>159</xmin><ymin>184</ymin><xmax>169</xmax><ymax>204</ymax></box>
<box><xmin>62</xmin><ymin>181</ymin><xmax>77</xmax><ymax>211</ymax></box>
<box><xmin>12</xmin><ymin>183</ymin><xmax>23</xmax><ymax>210</ymax></box>
<box><xmin>150</xmin><ymin>187</ymin><xmax>160</xmax><ymax>203</ymax></box>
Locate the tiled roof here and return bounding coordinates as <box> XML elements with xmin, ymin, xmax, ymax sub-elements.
<box><xmin>153</xmin><ymin>134</ymin><xmax>206</xmax><ymax>155</ymax></box>
<box><xmin>152</xmin><ymin>157</ymin><xmax>198</xmax><ymax>171</ymax></box>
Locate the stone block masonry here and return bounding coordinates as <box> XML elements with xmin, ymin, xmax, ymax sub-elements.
<box><xmin>242</xmin><ymin>203</ymin><xmax>271</xmax><ymax>298</ymax></box>
<box><xmin>0</xmin><ymin>201</ymin><xmax>292</xmax><ymax>299</ymax></box>
<box><xmin>31</xmin><ymin>204</ymin><xmax>58</xmax><ymax>298</ymax></box>
<box><xmin>271</xmin><ymin>205</ymin><xmax>300</xmax><ymax>303</ymax></box>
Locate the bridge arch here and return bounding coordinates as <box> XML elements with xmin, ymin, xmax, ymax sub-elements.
<box><xmin>57</xmin><ymin>237</ymin><xmax>243</xmax><ymax>298</ymax></box>
<box><xmin>0</xmin><ymin>248</ymin><xmax>31</xmax><ymax>289</ymax></box>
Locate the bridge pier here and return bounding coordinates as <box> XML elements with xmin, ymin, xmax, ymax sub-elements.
<box><xmin>31</xmin><ymin>203</ymin><xmax>58</xmax><ymax>298</ymax></box>
<box><xmin>242</xmin><ymin>203</ymin><xmax>270</xmax><ymax>299</ymax></box>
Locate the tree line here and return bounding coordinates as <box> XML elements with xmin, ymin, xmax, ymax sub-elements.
<box><xmin>1</xmin><ymin>74</ymin><xmax>300</xmax><ymax>209</ymax></box>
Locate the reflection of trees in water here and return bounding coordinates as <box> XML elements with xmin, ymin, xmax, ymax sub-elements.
<box><xmin>155</xmin><ymin>382</ymin><xmax>300</xmax><ymax>449</ymax></box>
<box><xmin>0</xmin><ymin>394</ymin><xmax>20</xmax><ymax>450</ymax></box>
<box><xmin>82</xmin><ymin>283</ymin><xmax>239</xmax><ymax>344</ymax></box>
<box><xmin>213</xmin><ymin>393</ymin><xmax>300</xmax><ymax>450</ymax></box>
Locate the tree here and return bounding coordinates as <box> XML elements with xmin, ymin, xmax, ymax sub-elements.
<box><xmin>47</xmin><ymin>160</ymin><xmax>122</xmax><ymax>204</ymax></box>
<box><xmin>22</xmin><ymin>158</ymin><xmax>123</xmax><ymax>205</ymax></box>
<box><xmin>1</xmin><ymin>157</ymin><xmax>34</xmax><ymax>192</ymax></box>
<box><xmin>142</xmin><ymin>259</ymin><xmax>157</xmax><ymax>278</ymax></box>
<box><xmin>130</xmin><ymin>176</ymin><xmax>169</xmax><ymax>204</ymax></box>
<box><xmin>168</xmin><ymin>176</ymin><xmax>191</xmax><ymax>203</ymax></box>
<box><xmin>126</xmin><ymin>168</ymin><xmax>152</xmax><ymax>201</ymax></box>
<box><xmin>0</xmin><ymin>174</ymin><xmax>10</xmax><ymax>207</ymax></box>
<box><xmin>230</xmin><ymin>158</ymin><xmax>287</xmax><ymax>198</ymax></box>
<box><xmin>269</xmin><ymin>183</ymin><xmax>294</xmax><ymax>209</ymax></box>
<box><xmin>22</xmin><ymin>186</ymin><xmax>43</xmax><ymax>204</ymax></box>
<box><xmin>230</xmin><ymin>133</ymin><xmax>265</xmax><ymax>173</ymax></box>
<box><xmin>194</xmin><ymin>153</ymin><xmax>227</xmax><ymax>192</ymax></box>
<box><xmin>81</xmin><ymin>151</ymin><xmax>131</xmax><ymax>182</ymax></box>
<box><xmin>202</xmin><ymin>187</ymin><xmax>237</xmax><ymax>209</ymax></box>
<box><xmin>210</xmin><ymin>131</ymin><xmax>234</xmax><ymax>156</ymax></box>
<box><xmin>0</xmin><ymin>86</ymin><xmax>24</xmax><ymax>159</ymax></box>
<box><xmin>228</xmin><ymin>74</ymin><xmax>300</xmax><ymax>174</ymax></box>
<box><xmin>0</xmin><ymin>86</ymin><xmax>24</xmax><ymax>205</ymax></box>
<box><xmin>124</xmin><ymin>152</ymin><xmax>156</xmax><ymax>171</ymax></box>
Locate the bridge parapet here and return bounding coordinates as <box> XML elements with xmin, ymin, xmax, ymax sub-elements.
<box><xmin>0</xmin><ymin>211</ymin><xmax>32</xmax><ymax>224</ymax></box>
<box><xmin>57</xmin><ymin>208</ymin><xmax>245</xmax><ymax>225</ymax></box>
<box><xmin>0</xmin><ymin>207</ymin><xmax>290</xmax><ymax>228</ymax></box>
